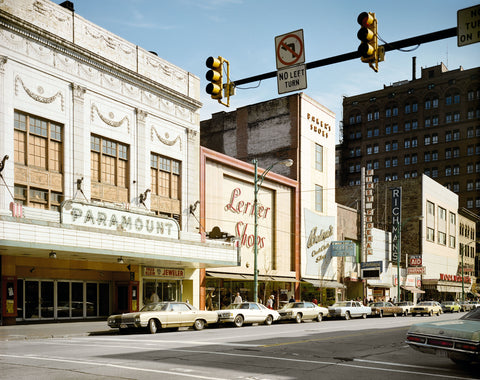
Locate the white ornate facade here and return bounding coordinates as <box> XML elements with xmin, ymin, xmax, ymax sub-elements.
<box><xmin>0</xmin><ymin>0</ymin><xmax>236</xmax><ymax>324</ymax></box>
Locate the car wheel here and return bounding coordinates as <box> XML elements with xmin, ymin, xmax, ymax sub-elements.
<box><xmin>316</xmin><ymin>313</ymin><xmax>322</xmax><ymax>322</ymax></box>
<box><xmin>379</xmin><ymin>311</ymin><xmax>383</xmax><ymax>318</ymax></box>
<box><xmin>344</xmin><ymin>311</ymin><xmax>351</xmax><ymax>320</ymax></box>
<box><xmin>429</xmin><ymin>310</ymin><xmax>433</xmax><ymax>316</ymax></box>
<box><xmin>393</xmin><ymin>312</ymin><xmax>397</xmax><ymax>317</ymax></box>
<box><xmin>412</xmin><ymin>313</ymin><xmax>416</xmax><ymax>317</ymax></box>
<box><xmin>148</xmin><ymin>319</ymin><xmax>158</xmax><ymax>334</ymax></box>
<box><xmin>295</xmin><ymin>313</ymin><xmax>303</xmax><ymax>323</ymax></box>
<box><xmin>436</xmin><ymin>311</ymin><xmax>441</xmax><ymax>316</ymax></box>
<box><xmin>194</xmin><ymin>319</ymin><xmax>205</xmax><ymax>331</ymax></box>
<box><xmin>234</xmin><ymin>315</ymin><xmax>244</xmax><ymax>327</ymax></box>
<box><xmin>362</xmin><ymin>313</ymin><xmax>367</xmax><ymax>319</ymax></box>
<box><xmin>264</xmin><ymin>315</ymin><xmax>273</xmax><ymax>325</ymax></box>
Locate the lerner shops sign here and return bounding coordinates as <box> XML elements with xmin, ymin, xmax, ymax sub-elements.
<box><xmin>61</xmin><ymin>200</ymin><xmax>179</xmax><ymax>239</ymax></box>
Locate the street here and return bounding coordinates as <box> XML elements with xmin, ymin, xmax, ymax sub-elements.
<box><xmin>0</xmin><ymin>313</ymin><xmax>478</xmax><ymax>379</ymax></box>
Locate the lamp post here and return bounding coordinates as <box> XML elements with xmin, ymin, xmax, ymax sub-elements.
<box><xmin>253</xmin><ymin>158</ymin><xmax>293</xmax><ymax>303</ymax></box>
<box><xmin>396</xmin><ymin>216</ymin><xmax>423</xmax><ymax>302</ymax></box>
<box><xmin>462</xmin><ymin>240</ymin><xmax>477</xmax><ymax>303</ymax></box>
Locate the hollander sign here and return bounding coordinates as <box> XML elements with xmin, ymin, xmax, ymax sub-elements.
<box><xmin>61</xmin><ymin>200</ymin><xmax>179</xmax><ymax>239</ymax></box>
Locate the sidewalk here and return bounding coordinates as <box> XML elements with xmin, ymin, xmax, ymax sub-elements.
<box><xmin>0</xmin><ymin>320</ymin><xmax>114</xmax><ymax>341</ymax></box>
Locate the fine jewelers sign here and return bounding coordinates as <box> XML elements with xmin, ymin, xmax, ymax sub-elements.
<box><xmin>61</xmin><ymin>200</ymin><xmax>179</xmax><ymax>239</ymax></box>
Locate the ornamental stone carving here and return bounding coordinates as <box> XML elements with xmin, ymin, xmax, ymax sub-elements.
<box><xmin>15</xmin><ymin>75</ymin><xmax>64</xmax><ymax>111</ymax></box>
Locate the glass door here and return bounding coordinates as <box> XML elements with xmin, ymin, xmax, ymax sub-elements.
<box><xmin>25</xmin><ymin>280</ymin><xmax>39</xmax><ymax>319</ymax></box>
<box><xmin>40</xmin><ymin>281</ymin><xmax>54</xmax><ymax>319</ymax></box>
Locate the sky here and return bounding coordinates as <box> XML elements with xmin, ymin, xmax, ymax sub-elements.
<box><xmin>67</xmin><ymin>0</ymin><xmax>479</xmax><ymax>143</ymax></box>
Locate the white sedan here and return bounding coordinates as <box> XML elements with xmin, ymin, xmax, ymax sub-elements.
<box><xmin>278</xmin><ymin>302</ymin><xmax>329</xmax><ymax>322</ymax></box>
<box><xmin>216</xmin><ymin>302</ymin><xmax>280</xmax><ymax>327</ymax></box>
<box><xmin>328</xmin><ymin>301</ymin><xmax>372</xmax><ymax>320</ymax></box>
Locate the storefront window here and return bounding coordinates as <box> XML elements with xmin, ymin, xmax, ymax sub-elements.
<box><xmin>143</xmin><ymin>279</ymin><xmax>181</xmax><ymax>304</ymax></box>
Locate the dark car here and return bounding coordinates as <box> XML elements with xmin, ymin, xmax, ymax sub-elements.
<box><xmin>406</xmin><ymin>307</ymin><xmax>480</xmax><ymax>364</ymax></box>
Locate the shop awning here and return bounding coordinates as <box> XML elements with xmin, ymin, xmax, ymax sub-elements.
<box><xmin>302</xmin><ymin>278</ymin><xmax>346</xmax><ymax>289</ymax></box>
<box><xmin>270</xmin><ymin>276</ymin><xmax>299</xmax><ymax>283</ymax></box>
<box><xmin>401</xmin><ymin>286</ymin><xmax>425</xmax><ymax>294</ymax></box>
<box><xmin>367</xmin><ymin>282</ymin><xmax>392</xmax><ymax>288</ymax></box>
<box><xmin>206</xmin><ymin>272</ymin><xmax>247</xmax><ymax>280</ymax></box>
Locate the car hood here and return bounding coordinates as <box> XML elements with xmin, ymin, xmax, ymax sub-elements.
<box><xmin>408</xmin><ymin>320</ymin><xmax>480</xmax><ymax>341</ymax></box>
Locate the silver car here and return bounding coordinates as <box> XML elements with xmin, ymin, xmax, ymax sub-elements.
<box><xmin>278</xmin><ymin>302</ymin><xmax>329</xmax><ymax>323</ymax></box>
<box><xmin>216</xmin><ymin>302</ymin><xmax>280</xmax><ymax>327</ymax></box>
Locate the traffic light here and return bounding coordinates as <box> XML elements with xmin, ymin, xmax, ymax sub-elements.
<box><xmin>357</xmin><ymin>12</ymin><xmax>383</xmax><ymax>72</ymax></box>
<box><xmin>205</xmin><ymin>56</ymin><xmax>233</xmax><ymax>107</ymax></box>
<box><xmin>205</xmin><ymin>56</ymin><xmax>223</xmax><ymax>99</ymax></box>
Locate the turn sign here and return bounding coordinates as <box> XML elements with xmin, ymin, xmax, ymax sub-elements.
<box><xmin>275</xmin><ymin>29</ymin><xmax>305</xmax><ymax>69</ymax></box>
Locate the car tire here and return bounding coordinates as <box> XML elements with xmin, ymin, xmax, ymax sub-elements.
<box><xmin>316</xmin><ymin>313</ymin><xmax>322</xmax><ymax>322</ymax></box>
<box><xmin>194</xmin><ymin>319</ymin><xmax>205</xmax><ymax>331</ymax></box>
<box><xmin>393</xmin><ymin>312</ymin><xmax>397</xmax><ymax>317</ymax></box>
<box><xmin>148</xmin><ymin>319</ymin><xmax>158</xmax><ymax>334</ymax></box>
<box><xmin>264</xmin><ymin>315</ymin><xmax>273</xmax><ymax>325</ymax></box>
<box><xmin>362</xmin><ymin>313</ymin><xmax>367</xmax><ymax>319</ymax></box>
<box><xmin>344</xmin><ymin>311</ymin><xmax>351</xmax><ymax>320</ymax></box>
<box><xmin>412</xmin><ymin>313</ymin><xmax>416</xmax><ymax>317</ymax></box>
<box><xmin>429</xmin><ymin>310</ymin><xmax>433</xmax><ymax>316</ymax></box>
<box><xmin>295</xmin><ymin>313</ymin><xmax>303</xmax><ymax>323</ymax></box>
<box><xmin>234</xmin><ymin>315</ymin><xmax>244</xmax><ymax>327</ymax></box>
<box><xmin>378</xmin><ymin>311</ymin><xmax>383</xmax><ymax>318</ymax></box>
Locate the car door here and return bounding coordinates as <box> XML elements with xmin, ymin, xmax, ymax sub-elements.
<box><xmin>239</xmin><ymin>303</ymin><xmax>254</xmax><ymax>323</ymax></box>
<box><xmin>303</xmin><ymin>302</ymin><xmax>315</xmax><ymax>319</ymax></box>
<box><xmin>248</xmin><ymin>303</ymin><xmax>265</xmax><ymax>323</ymax></box>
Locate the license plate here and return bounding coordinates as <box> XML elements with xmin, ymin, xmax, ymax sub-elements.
<box><xmin>435</xmin><ymin>350</ymin><xmax>449</xmax><ymax>357</ymax></box>
<box><xmin>120</xmin><ymin>324</ymin><xmax>127</xmax><ymax>329</ymax></box>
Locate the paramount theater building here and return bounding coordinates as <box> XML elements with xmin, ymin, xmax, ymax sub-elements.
<box><xmin>0</xmin><ymin>0</ymin><xmax>237</xmax><ymax>325</ymax></box>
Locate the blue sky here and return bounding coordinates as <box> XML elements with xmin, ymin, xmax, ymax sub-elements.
<box><xmin>69</xmin><ymin>0</ymin><xmax>479</xmax><ymax>142</ymax></box>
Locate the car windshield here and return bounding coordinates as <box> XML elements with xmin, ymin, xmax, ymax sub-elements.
<box><xmin>396</xmin><ymin>302</ymin><xmax>409</xmax><ymax>306</ymax></box>
<box><xmin>140</xmin><ymin>302</ymin><xmax>169</xmax><ymax>312</ymax></box>
<box><xmin>225</xmin><ymin>303</ymin><xmax>245</xmax><ymax>310</ymax></box>
<box><xmin>442</xmin><ymin>301</ymin><xmax>454</xmax><ymax>305</ymax></box>
<box><xmin>371</xmin><ymin>302</ymin><xmax>384</xmax><ymax>307</ymax></box>
<box><xmin>281</xmin><ymin>303</ymin><xmax>302</xmax><ymax>310</ymax></box>
<box><xmin>331</xmin><ymin>302</ymin><xmax>349</xmax><ymax>307</ymax></box>
<box><xmin>417</xmin><ymin>302</ymin><xmax>434</xmax><ymax>306</ymax></box>
<box><xmin>461</xmin><ymin>307</ymin><xmax>480</xmax><ymax>321</ymax></box>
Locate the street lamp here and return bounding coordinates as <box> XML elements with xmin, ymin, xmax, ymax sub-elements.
<box><xmin>396</xmin><ymin>216</ymin><xmax>423</xmax><ymax>302</ymax></box>
<box><xmin>253</xmin><ymin>158</ymin><xmax>293</xmax><ymax>303</ymax></box>
<box><xmin>461</xmin><ymin>240</ymin><xmax>477</xmax><ymax>303</ymax></box>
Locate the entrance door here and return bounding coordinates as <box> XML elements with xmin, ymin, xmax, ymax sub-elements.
<box><xmin>117</xmin><ymin>284</ymin><xmax>129</xmax><ymax>313</ymax></box>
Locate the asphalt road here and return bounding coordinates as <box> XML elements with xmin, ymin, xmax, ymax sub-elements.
<box><xmin>0</xmin><ymin>313</ymin><xmax>478</xmax><ymax>380</ymax></box>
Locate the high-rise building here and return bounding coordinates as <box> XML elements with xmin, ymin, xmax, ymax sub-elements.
<box><xmin>339</xmin><ymin>61</ymin><xmax>480</xmax><ymax>216</ymax></box>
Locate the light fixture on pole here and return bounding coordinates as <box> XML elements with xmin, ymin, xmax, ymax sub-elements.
<box><xmin>253</xmin><ymin>158</ymin><xmax>293</xmax><ymax>303</ymax></box>
<box><xmin>117</xmin><ymin>257</ymin><xmax>124</xmax><ymax>264</ymax></box>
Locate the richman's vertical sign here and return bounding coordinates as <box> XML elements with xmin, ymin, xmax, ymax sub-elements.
<box><xmin>391</xmin><ymin>187</ymin><xmax>402</xmax><ymax>262</ymax></box>
<box><xmin>365</xmin><ymin>169</ymin><xmax>374</xmax><ymax>255</ymax></box>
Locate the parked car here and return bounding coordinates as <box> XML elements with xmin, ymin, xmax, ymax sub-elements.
<box><xmin>107</xmin><ymin>302</ymin><xmax>218</xmax><ymax>334</ymax></box>
<box><xmin>441</xmin><ymin>301</ymin><xmax>461</xmax><ymax>313</ymax></box>
<box><xmin>395</xmin><ymin>301</ymin><xmax>415</xmax><ymax>316</ymax></box>
<box><xmin>277</xmin><ymin>302</ymin><xmax>329</xmax><ymax>323</ymax></box>
<box><xmin>411</xmin><ymin>301</ymin><xmax>442</xmax><ymax>316</ymax></box>
<box><xmin>369</xmin><ymin>301</ymin><xmax>404</xmax><ymax>317</ymax></box>
<box><xmin>406</xmin><ymin>307</ymin><xmax>480</xmax><ymax>364</ymax></box>
<box><xmin>459</xmin><ymin>301</ymin><xmax>475</xmax><ymax>312</ymax></box>
<box><xmin>328</xmin><ymin>301</ymin><xmax>371</xmax><ymax>320</ymax></box>
<box><xmin>216</xmin><ymin>302</ymin><xmax>280</xmax><ymax>327</ymax></box>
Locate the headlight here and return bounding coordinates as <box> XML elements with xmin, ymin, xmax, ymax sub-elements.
<box><xmin>135</xmin><ymin>315</ymin><xmax>141</xmax><ymax>322</ymax></box>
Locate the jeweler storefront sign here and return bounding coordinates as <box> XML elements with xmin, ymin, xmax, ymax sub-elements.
<box><xmin>61</xmin><ymin>200</ymin><xmax>179</xmax><ymax>239</ymax></box>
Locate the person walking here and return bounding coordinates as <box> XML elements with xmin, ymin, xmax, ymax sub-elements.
<box><xmin>267</xmin><ymin>295</ymin><xmax>274</xmax><ymax>309</ymax></box>
<box><xmin>234</xmin><ymin>292</ymin><xmax>242</xmax><ymax>304</ymax></box>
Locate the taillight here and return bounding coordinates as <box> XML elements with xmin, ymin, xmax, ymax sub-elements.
<box><xmin>428</xmin><ymin>338</ymin><xmax>454</xmax><ymax>348</ymax></box>
<box><xmin>407</xmin><ymin>335</ymin><xmax>426</xmax><ymax>344</ymax></box>
<box><xmin>456</xmin><ymin>343</ymin><xmax>479</xmax><ymax>352</ymax></box>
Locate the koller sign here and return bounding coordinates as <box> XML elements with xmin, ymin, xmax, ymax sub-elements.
<box><xmin>61</xmin><ymin>200</ymin><xmax>179</xmax><ymax>239</ymax></box>
<box><xmin>365</xmin><ymin>169</ymin><xmax>374</xmax><ymax>255</ymax></box>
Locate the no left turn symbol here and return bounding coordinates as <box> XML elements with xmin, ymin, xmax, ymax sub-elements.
<box><xmin>275</xmin><ymin>29</ymin><xmax>305</xmax><ymax>69</ymax></box>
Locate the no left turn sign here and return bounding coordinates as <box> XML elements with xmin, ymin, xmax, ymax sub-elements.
<box><xmin>275</xmin><ymin>29</ymin><xmax>305</xmax><ymax>69</ymax></box>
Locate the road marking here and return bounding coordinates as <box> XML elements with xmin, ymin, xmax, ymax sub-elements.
<box><xmin>0</xmin><ymin>354</ymin><xmax>230</xmax><ymax>380</ymax></box>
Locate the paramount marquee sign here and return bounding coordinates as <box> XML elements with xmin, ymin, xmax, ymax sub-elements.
<box><xmin>61</xmin><ymin>200</ymin><xmax>179</xmax><ymax>239</ymax></box>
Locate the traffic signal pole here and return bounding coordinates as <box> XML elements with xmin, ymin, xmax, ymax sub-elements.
<box><xmin>232</xmin><ymin>27</ymin><xmax>457</xmax><ymax>87</ymax></box>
